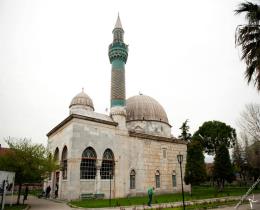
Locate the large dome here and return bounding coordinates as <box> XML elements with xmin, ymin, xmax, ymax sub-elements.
<box><xmin>126</xmin><ymin>95</ymin><xmax>169</xmax><ymax>124</ymax></box>
<box><xmin>69</xmin><ymin>89</ymin><xmax>94</xmax><ymax>111</ymax></box>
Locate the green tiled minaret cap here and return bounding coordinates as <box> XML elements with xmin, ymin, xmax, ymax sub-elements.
<box><xmin>114</xmin><ymin>14</ymin><xmax>123</xmax><ymax>29</ymax></box>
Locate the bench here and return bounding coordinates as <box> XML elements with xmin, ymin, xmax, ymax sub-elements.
<box><xmin>80</xmin><ymin>193</ymin><xmax>95</xmax><ymax>200</ymax></box>
<box><xmin>94</xmin><ymin>193</ymin><xmax>105</xmax><ymax>199</ymax></box>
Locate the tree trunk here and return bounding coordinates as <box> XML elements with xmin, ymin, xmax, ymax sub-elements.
<box><xmin>216</xmin><ymin>179</ymin><xmax>221</xmax><ymax>191</ymax></box>
<box><xmin>222</xmin><ymin>179</ymin><xmax>225</xmax><ymax>191</ymax></box>
<box><xmin>239</xmin><ymin>173</ymin><xmax>242</xmax><ymax>187</ymax></box>
<box><xmin>16</xmin><ymin>183</ymin><xmax>22</xmax><ymax>205</ymax></box>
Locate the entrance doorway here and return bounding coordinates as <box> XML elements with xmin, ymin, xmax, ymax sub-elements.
<box><xmin>54</xmin><ymin>171</ymin><xmax>59</xmax><ymax>198</ymax></box>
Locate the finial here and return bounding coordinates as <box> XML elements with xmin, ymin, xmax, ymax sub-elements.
<box><xmin>82</xmin><ymin>87</ymin><xmax>84</xmax><ymax>92</ymax></box>
<box><xmin>114</xmin><ymin>13</ymin><xmax>123</xmax><ymax>29</ymax></box>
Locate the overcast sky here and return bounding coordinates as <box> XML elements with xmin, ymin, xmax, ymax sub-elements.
<box><xmin>0</xmin><ymin>0</ymin><xmax>259</xmax><ymax>154</ymax></box>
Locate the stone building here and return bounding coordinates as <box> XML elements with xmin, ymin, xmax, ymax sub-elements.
<box><xmin>46</xmin><ymin>16</ymin><xmax>189</xmax><ymax>200</ymax></box>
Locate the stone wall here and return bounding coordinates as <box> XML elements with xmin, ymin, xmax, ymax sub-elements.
<box><xmin>47</xmin><ymin>116</ymin><xmax>189</xmax><ymax>200</ymax></box>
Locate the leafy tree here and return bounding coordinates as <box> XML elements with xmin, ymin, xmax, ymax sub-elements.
<box><xmin>184</xmin><ymin>140</ymin><xmax>207</xmax><ymax>188</ymax></box>
<box><xmin>178</xmin><ymin>119</ymin><xmax>192</xmax><ymax>142</ymax></box>
<box><xmin>235</xmin><ymin>2</ymin><xmax>260</xmax><ymax>91</ymax></box>
<box><xmin>193</xmin><ymin>121</ymin><xmax>237</xmax><ymax>155</ymax></box>
<box><xmin>213</xmin><ymin>144</ymin><xmax>235</xmax><ymax>191</ymax></box>
<box><xmin>0</xmin><ymin>138</ymin><xmax>57</xmax><ymax>204</ymax></box>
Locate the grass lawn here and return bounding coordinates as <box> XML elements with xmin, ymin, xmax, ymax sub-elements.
<box><xmin>4</xmin><ymin>204</ymin><xmax>27</xmax><ymax>210</ymax></box>
<box><xmin>69</xmin><ymin>186</ymin><xmax>260</xmax><ymax>208</ymax></box>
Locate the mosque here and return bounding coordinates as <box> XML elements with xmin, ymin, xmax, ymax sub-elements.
<box><xmin>46</xmin><ymin>16</ymin><xmax>189</xmax><ymax>200</ymax></box>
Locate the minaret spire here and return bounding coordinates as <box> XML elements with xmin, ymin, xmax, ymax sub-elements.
<box><xmin>114</xmin><ymin>13</ymin><xmax>123</xmax><ymax>29</ymax></box>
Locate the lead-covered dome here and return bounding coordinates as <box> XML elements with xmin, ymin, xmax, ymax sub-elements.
<box><xmin>126</xmin><ymin>95</ymin><xmax>169</xmax><ymax>124</ymax></box>
<box><xmin>69</xmin><ymin>89</ymin><xmax>94</xmax><ymax>114</ymax></box>
<box><xmin>126</xmin><ymin>94</ymin><xmax>171</xmax><ymax>137</ymax></box>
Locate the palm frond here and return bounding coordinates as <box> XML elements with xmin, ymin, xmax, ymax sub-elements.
<box><xmin>256</xmin><ymin>65</ymin><xmax>260</xmax><ymax>90</ymax></box>
<box><xmin>235</xmin><ymin>1</ymin><xmax>260</xmax><ymax>91</ymax></box>
<box><xmin>235</xmin><ymin>25</ymin><xmax>259</xmax><ymax>46</ymax></box>
<box><xmin>245</xmin><ymin>60</ymin><xmax>257</xmax><ymax>83</ymax></box>
<box><xmin>241</xmin><ymin>40</ymin><xmax>260</xmax><ymax>61</ymax></box>
<box><xmin>235</xmin><ymin>2</ymin><xmax>260</xmax><ymax>24</ymax></box>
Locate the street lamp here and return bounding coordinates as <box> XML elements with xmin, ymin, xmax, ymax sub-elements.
<box><xmin>177</xmin><ymin>153</ymin><xmax>185</xmax><ymax>210</ymax></box>
<box><xmin>109</xmin><ymin>171</ymin><xmax>112</xmax><ymax>206</ymax></box>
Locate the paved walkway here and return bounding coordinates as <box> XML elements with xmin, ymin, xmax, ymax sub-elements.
<box><xmin>4</xmin><ymin>194</ymin><xmax>260</xmax><ymax>210</ymax></box>
<box><xmin>26</xmin><ymin>196</ymin><xmax>72</xmax><ymax>210</ymax></box>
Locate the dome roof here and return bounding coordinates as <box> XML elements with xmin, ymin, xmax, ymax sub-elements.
<box><xmin>126</xmin><ymin>95</ymin><xmax>169</xmax><ymax>124</ymax></box>
<box><xmin>69</xmin><ymin>89</ymin><xmax>94</xmax><ymax>111</ymax></box>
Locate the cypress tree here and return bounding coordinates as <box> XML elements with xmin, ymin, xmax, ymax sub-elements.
<box><xmin>213</xmin><ymin>144</ymin><xmax>234</xmax><ymax>191</ymax></box>
<box><xmin>184</xmin><ymin>140</ymin><xmax>207</xmax><ymax>186</ymax></box>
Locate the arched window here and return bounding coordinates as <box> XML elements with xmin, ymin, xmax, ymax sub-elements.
<box><xmin>80</xmin><ymin>147</ymin><xmax>97</xmax><ymax>179</ymax></box>
<box><xmin>130</xmin><ymin>170</ymin><xmax>136</xmax><ymax>189</ymax></box>
<box><xmin>100</xmin><ymin>149</ymin><xmax>114</xmax><ymax>179</ymax></box>
<box><xmin>172</xmin><ymin>170</ymin><xmax>177</xmax><ymax>187</ymax></box>
<box><xmin>61</xmin><ymin>146</ymin><xmax>68</xmax><ymax>180</ymax></box>
<box><xmin>155</xmin><ymin>170</ymin><xmax>160</xmax><ymax>188</ymax></box>
<box><xmin>54</xmin><ymin>147</ymin><xmax>59</xmax><ymax>163</ymax></box>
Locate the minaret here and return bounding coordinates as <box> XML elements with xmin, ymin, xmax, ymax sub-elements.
<box><xmin>109</xmin><ymin>15</ymin><xmax>128</xmax><ymax>129</ymax></box>
<box><xmin>109</xmin><ymin>14</ymin><xmax>128</xmax><ymax>107</ymax></box>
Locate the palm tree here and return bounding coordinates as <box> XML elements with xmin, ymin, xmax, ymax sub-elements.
<box><xmin>235</xmin><ymin>1</ymin><xmax>260</xmax><ymax>90</ymax></box>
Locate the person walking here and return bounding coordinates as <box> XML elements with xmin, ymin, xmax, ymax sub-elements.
<box><xmin>147</xmin><ymin>187</ymin><xmax>155</xmax><ymax>207</ymax></box>
<box><xmin>23</xmin><ymin>185</ymin><xmax>29</xmax><ymax>204</ymax></box>
<box><xmin>45</xmin><ymin>185</ymin><xmax>51</xmax><ymax>198</ymax></box>
<box><xmin>55</xmin><ymin>183</ymin><xmax>58</xmax><ymax>198</ymax></box>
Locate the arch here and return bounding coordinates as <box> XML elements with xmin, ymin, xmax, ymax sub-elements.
<box><xmin>61</xmin><ymin>146</ymin><xmax>68</xmax><ymax>179</ymax></box>
<box><xmin>100</xmin><ymin>149</ymin><xmax>114</xmax><ymax>179</ymax></box>
<box><xmin>80</xmin><ymin>147</ymin><xmax>97</xmax><ymax>179</ymax></box>
<box><xmin>130</xmin><ymin>169</ymin><xmax>136</xmax><ymax>189</ymax></box>
<box><xmin>155</xmin><ymin>170</ymin><xmax>160</xmax><ymax>188</ymax></box>
<box><xmin>54</xmin><ymin>147</ymin><xmax>59</xmax><ymax>163</ymax></box>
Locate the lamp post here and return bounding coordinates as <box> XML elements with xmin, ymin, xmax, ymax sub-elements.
<box><xmin>177</xmin><ymin>153</ymin><xmax>185</xmax><ymax>210</ymax></box>
<box><xmin>189</xmin><ymin>170</ymin><xmax>192</xmax><ymax>197</ymax></box>
<box><xmin>109</xmin><ymin>171</ymin><xmax>112</xmax><ymax>206</ymax></box>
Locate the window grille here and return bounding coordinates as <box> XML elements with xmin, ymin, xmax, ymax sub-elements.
<box><xmin>80</xmin><ymin>147</ymin><xmax>97</xmax><ymax>179</ymax></box>
<box><xmin>54</xmin><ymin>147</ymin><xmax>59</xmax><ymax>162</ymax></box>
<box><xmin>163</xmin><ymin>148</ymin><xmax>167</xmax><ymax>159</ymax></box>
<box><xmin>61</xmin><ymin>146</ymin><xmax>68</xmax><ymax>180</ymax></box>
<box><xmin>130</xmin><ymin>170</ymin><xmax>136</xmax><ymax>189</ymax></box>
<box><xmin>155</xmin><ymin>170</ymin><xmax>160</xmax><ymax>188</ymax></box>
<box><xmin>100</xmin><ymin>149</ymin><xmax>114</xmax><ymax>179</ymax></box>
<box><xmin>172</xmin><ymin>176</ymin><xmax>176</xmax><ymax>187</ymax></box>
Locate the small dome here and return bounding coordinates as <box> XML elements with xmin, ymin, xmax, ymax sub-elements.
<box><xmin>69</xmin><ymin>89</ymin><xmax>94</xmax><ymax>111</ymax></box>
<box><xmin>126</xmin><ymin>95</ymin><xmax>169</xmax><ymax>124</ymax></box>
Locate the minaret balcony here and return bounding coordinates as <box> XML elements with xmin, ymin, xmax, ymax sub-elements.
<box><xmin>109</xmin><ymin>44</ymin><xmax>128</xmax><ymax>63</ymax></box>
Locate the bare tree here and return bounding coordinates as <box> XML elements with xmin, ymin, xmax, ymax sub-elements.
<box><xmin>239</xmin><ymin>103</ymin><xmax>260</xmax><ymax>142</ymax></box>
<box><xmin>238</xmin><ymin>131</ymin><xmax>260</xmax><ymax>182</ymax></box>
<box><xmin>238</xmin><ymin>105</ymin><xmax>260</xmax><ymax>179</ymax></box>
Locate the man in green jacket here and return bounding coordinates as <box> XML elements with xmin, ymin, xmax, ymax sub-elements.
<box><xmin>147</xmin><ymin>187</ymin><xmax>155</xmax><ymax>207</ymax></box>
